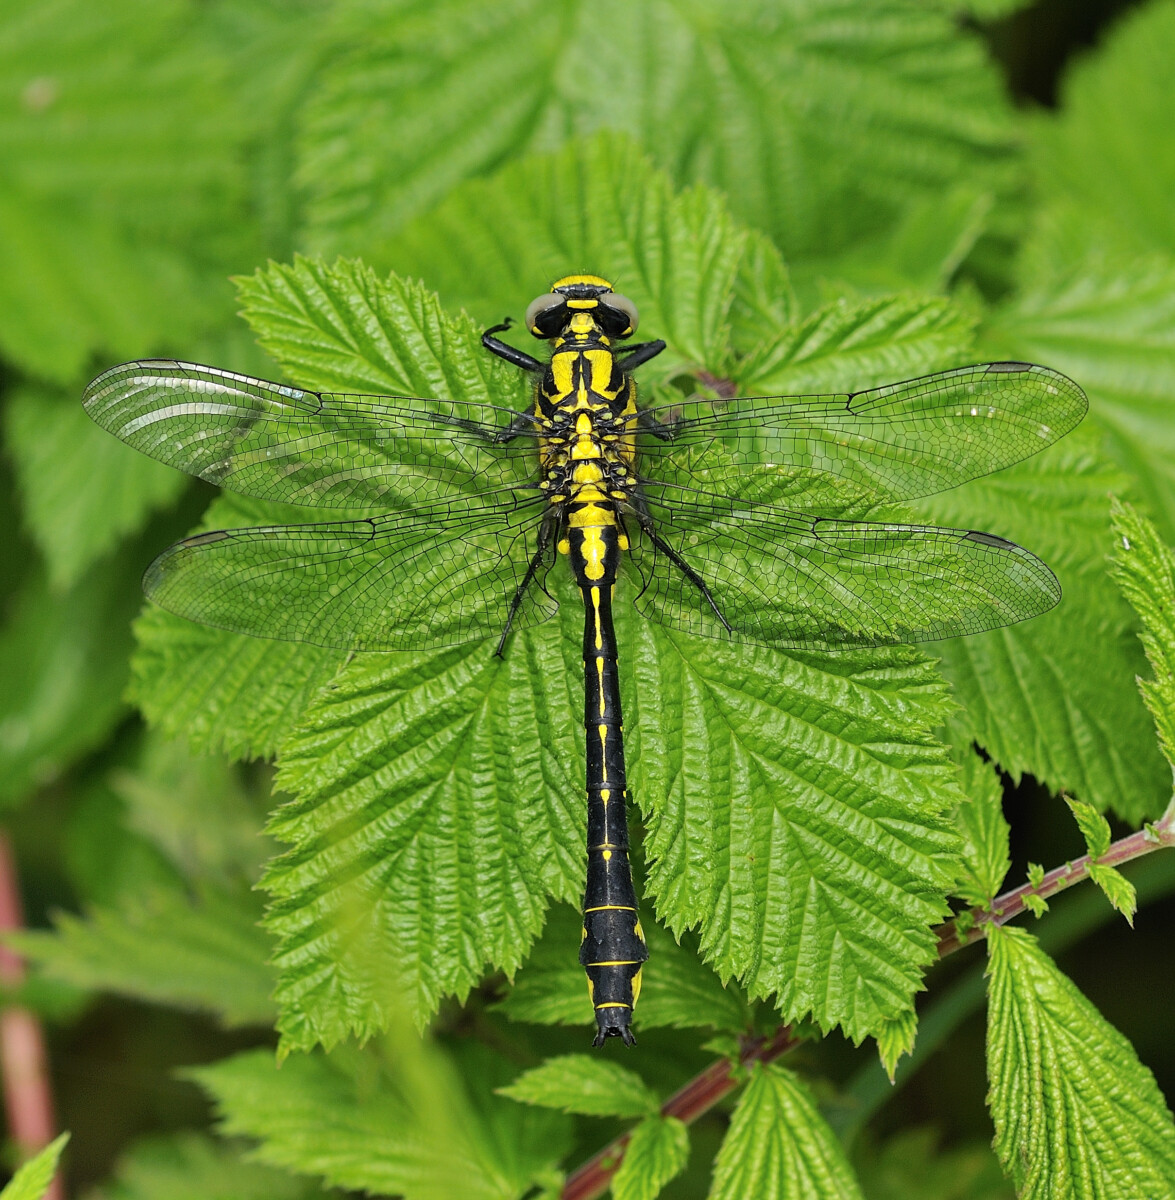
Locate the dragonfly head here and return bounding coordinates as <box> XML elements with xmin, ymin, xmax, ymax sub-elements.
<box><xmin>525</xmin><ymin>275</ymin><xmax>639</xmax><ymax>341</ymax></box>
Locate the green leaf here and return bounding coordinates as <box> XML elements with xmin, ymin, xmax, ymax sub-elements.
<box><xmin>0</xmin><ymin>550</ymin><xmax>139</xmax><ymax>806</ymax></box>
<box><xmin>13</xmin><ymin>883</ymin><xmax>275</xmax><ymax>1027</ymax></box>
<box><xmin>389</xmin><ymin>138</ymin><xmax>975</xmax><ymax>395</ymax></box>
<box><xmin>1030</xmin><ymin>1</ymin><xmax>1175</xmax><ymax>260</ymax></box>
<box><xmin>109</xmin><ymin>733</ymin><xmax>274</xmax><ymax>883</ymax></box>
<box><xmin>496</xmin><ymin>905</ymin><xmax>749</xmax><ymax>1034</ymax></box>
<box><xmin>987</xmin><ymin>254</ymin><xmax>1175</xmax><ymax>545</ymax></box>
<box><xmin>0</xmin><ymin>188</ymin><xmax>216</xmax><ymax>385</ymax></box>
<box><xmin>0</xmin><ymin>1134</ymin><xmax>69</xmax><ymax>1200</ymax></box>
<box><xmin>297</xmin><ymin>0</ymin><xmax>1016</xmax><ymax>263</ymax></box>
<box><xmin>629</xmin><ymin>623</ymin><xmax>962</xmax><ymax>1045</ymax></box>
<box><xmin>611</xmin><ymin>1115</ymin><xmax>689</xmax><ymax>1200</ymax></box>
<box><xmin>1110</xmin><ymin>499</ymin><xmax>1175</xmax><ymax>776</ymax></box>
<box><xmin>792</xmin><ymin>185</ymin><xmax>993</xmax><ymax>299</ymax></box>
<box><xmin>234</xmin><ymin>255</ymin><xmax>532</xmax><ymax>410</ymax></box>
<box><xmin>1086</xmin><ymin>863</ymin><xmax>1137</xmax><ymax>926</ymax></box>
<box><xmin>875</xmin><ymin>1009</ymin><xmax>917</xmax><ymax>1082</ymax></box>
<box><xmin>710</xmin><ymin>1062</ymin><xmax>864</xmax><ymax>1200</ymax></box>
<box><xmin>90</xmin><ymin>1133</ymin><xmax>320</xmax><ymax>1200</ymax></box>
<box><xmin>1064</xmin><ymin>796</ymin><xmax>1112</xmax><ymax>860</ymax></box>
<box><xmin>499</xmin><ymin>1055</ymin><xmax>657</xmax><ymax>1119</ymax></box>
<box><xmin>130</xmin><ymin>603</ymin><xmax>344</xmax><ymax>762</ymax></box>
<box><xmin>129</xmin><ymin>494</ymin><xmax>348</xmax><ymax>762</ymax></box>
<box><xmin>917</xmin><ymin>426</ymin><xmax>1170</xmax><ymax>822</ymax></box>
<box><xmin>263</xmin><ymin>603</ymin><xmax>582</xmax><ymax>1050</ymax></box>
<box><xmin>734</xmin><ymin>293</ymin><xmax>974</xmax><ymax>395</ymax></box>
<box><xmin>951</xmin><ymin>746</ymin><xmax>1010</xmax><ymax>908</ymax></box>
<box><xmin>388</xmin><ymin>136</ymin><xmax>747</xmax><ymax>377</ymax></box>
<box><xmin>6</xmin><ymin>386</ymin><xmax>187</xmax><ymax>589</ymax></box>
<box><xmin>190</xmin><ymin>1042</ymin><xmax>570</xmax><ymax>1200</ymax></box>
<box><xmin>985</xmin><ymin>925</ymin><xmax>1175</xmax><ymax>1199</ymax></box>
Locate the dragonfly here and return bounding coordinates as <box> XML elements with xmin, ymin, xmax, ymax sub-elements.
<box><xmin>83</xmin><ymin>274</ymin><xmax>1086</xmax><ymax>1046</ymax></box>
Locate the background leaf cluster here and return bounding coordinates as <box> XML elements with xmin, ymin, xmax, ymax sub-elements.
<box><xmin>3</xmin><ymin>1</ymin><xmax>1175</xmax><ymax>1197</ymax></box>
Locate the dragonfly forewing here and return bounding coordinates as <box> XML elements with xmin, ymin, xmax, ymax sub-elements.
<box><xmin>639</xmin><ymin>362</ymin><xmax>1087</xmax><ymax>504</ymax></box>
<box><xmin>83</xmin><ymin>360</ymin><xmax>542</xmax><ymax>512</ymax></box>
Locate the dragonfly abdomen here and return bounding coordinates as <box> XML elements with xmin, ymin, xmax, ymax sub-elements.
<box><xmin>575</xmin><ymin>537</ymin><xmax>648</xmax><ymax>1047</ymax></box>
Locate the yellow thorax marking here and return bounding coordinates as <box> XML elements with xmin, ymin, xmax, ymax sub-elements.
<box><xmin>550</xmin><ymin>353</ymin><xmax>574</xmax><ymax>397</ymax></box>
<box><xmin>569</xmin><ymin>312</ymin><xmax>597</xmax><ymax>337</ymax></box>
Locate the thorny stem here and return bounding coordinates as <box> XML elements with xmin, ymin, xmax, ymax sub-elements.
<box><xmin>934</xmin><ymin>797</ymin><xmax>1175</xmax><ymax>957</ymax></box>
<box><xmin>559</xmin><ymin>799</ymin><xmax>1175</xmax><ymax>1200</ymax></box>
<box><xmin>0</xmin><ymin>833</ymin><xmax>63</xmax><ymax>1200</ymax></box>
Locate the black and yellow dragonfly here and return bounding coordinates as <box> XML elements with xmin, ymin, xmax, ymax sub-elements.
<box><xmin>83</xmin><ymin>274</ymin><xmax>1086</xmax><ymax>1046</ymax></box>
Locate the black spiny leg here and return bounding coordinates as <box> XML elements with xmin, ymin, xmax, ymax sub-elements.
<box><xmin>630</xmin><ymin>499</ymin><xmax>734</xmax><ymax>634</ymax></box>
<box><xmin>495</xmin><ymin>512</ymin><xmax>557</xmax><ymax>657</ymax></box>
<box><xmin>617</xmin><ymin>339</ymin><xmax>666</xmax><ymax>372</ymax></box>
<box><xmin>483</xmin><ymin>317</ymin><xmax>545</xmax><ymax>372</ymax></box>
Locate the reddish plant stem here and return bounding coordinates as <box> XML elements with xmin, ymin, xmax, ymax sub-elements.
<box><xmin>559</xmin><ymin>804</ymin><xmax>1175</xmax><ymax>1199</ymax></box>
<box><xmin>0</xmin><ymin>833</ymin><xmax>63</xmax><ymax>1200</ymax></box>
<box><xmin>561</xmin><ymin>1026</ymin><xmax>799</xmax><ymax>1200</ymax></box>
<box><xmin>935</xmin><ymin>801</ymin><xmax>1175</xmax><ymax>957</ymax></box>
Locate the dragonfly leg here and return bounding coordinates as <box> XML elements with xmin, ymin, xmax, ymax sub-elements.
<box><xmin>491</xmin><ymin>411</ymin><xmax>542</xmax><ymax>445</ymax></box>
<box><xmin>482</xmin><ymin>317</ymin><xmax>545</xmax><ymax>373</ymax></box>
<box><xmin>629</xmin><ymin>502</ymin><xmax>734</xmax><ymax>634</ymax></box>
<box><xmin>617</xmin><ymin>339</ymin><xmax>666</xmax><ymax>371</ymax></box>
<box><xmin>635</xmin><ymin>409</ymin><xmax>678</xmax><ymax>441</ymax></box>
<box><xmin>495</xmin><ymin>512</ymin><xmax>557</xmax><ymax>657</ymax></box>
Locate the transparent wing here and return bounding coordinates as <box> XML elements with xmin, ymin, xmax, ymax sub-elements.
<box><xmin>145</xmin><ymin>491</ymin><xmax>555</xmax><ymax>650</ymax></box>
<box><xmin>83</xmin><ymin>360</ymin><xmax>542</xmax><ymax>510</ymax></box>
<box><xmin>638</xmin><ymin>362</ymin><xmax>1087</xmax><ymax>504</ymax></box>
<box><xmin>624</xmin><ymin>485</ymin><xmax>1060</xmax><ymax>650</ymax></box>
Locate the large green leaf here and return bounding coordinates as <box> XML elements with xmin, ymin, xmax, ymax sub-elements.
<box><xmin>90</xmin><ymin>1133</ymin><xmax>321</xmax><ymax>1200</ymax></box>
<box><xmin>917</xmin><ymin>426</ymin><xmax>1169</xmax><ymax>821</ymax></box>
<box><xmin>263</xmin><ymin>599</ymin><xmax>583</xmax><ymax>1050</ymax></box>
<box><xmin>987</xmin><ymin>255</ymin><xmax>1175</xmax><ymax>544</ymax></box>
<box><xmin>498</xmin><ymin>1056</ymin><xmax>658</xmax><ymax>1119</ymax></box>
<box><xmin>1030</xmin><ymin>0</ymin><xmax>1175</xmax><ymax>261</ymax></box>
<box><xmin>13</xmin><ymin>884</ymin><xmax>275</xmax><ymax>1027</ymax></box>
<box><xmin>389</xmin><ymin>136</ymin><xmax>748</xmax><ymax>377</ymax></box>
<box><xmin>985</xmin><ymin>925</ymin><xmax>1175</xmax><ymax>1198</ymax></box>
<box><xmin>612</xmin><ymin>1116</ymin><xmax>690</xmax><ymax>1200</ymax></box>
<box><xmin>950</xmin><ymin>745</ymin><xmax>1010</xmax><ymax>909</ymax></box>
<box><xmin>0</xmin><ymin>548</ymin><xmax>141</xmax><ymax>806</ymax></box>
<box><xmin>710</xmin><ymin>1063</ymin><xmax>863</xmax><ymax>1199</ymax></box>
<box><xmin>1110</xmin><ymin>500</ymin><xmax>1175</xmax><ymax>777</ymax></box>
<box><xmin>627</xmin><ymin>622</ymin><xmax>960</xmax><ymax>1043</ymax></box>
<box><xmin>190</xmin><ymin>1042</ymin><xmax>570</xmax><ymax>1200</ymax></box>
<box><xmin>6</xmin><ymin>387</ymin><xmax>186</xmax><ymax>589</ymax></box>
<box><xmin>389</xmin><ymin>137</ymin><xmax>976</xmax><ymax>392</ymax></box>
<box><xmin>296</xmin><ymin>0</ymin><xmax>1015</xmax><ymax>264</ymax></box>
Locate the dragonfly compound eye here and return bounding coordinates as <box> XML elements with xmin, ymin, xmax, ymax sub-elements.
<box><xmin>600</xmin><ymin>292</ymin><xmax>639</xmax><ymax>337</ymax></box>
<box><xmin>525</xmin><ymin>292</ymin><xmax>568</xmax><ymax>338</ymax></box>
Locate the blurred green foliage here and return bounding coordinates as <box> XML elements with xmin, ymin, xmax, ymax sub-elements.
<box><xmin>3</xmin><ymin>1</ymin><xmax>1175</xmax><ymax>1197</ymax></box>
